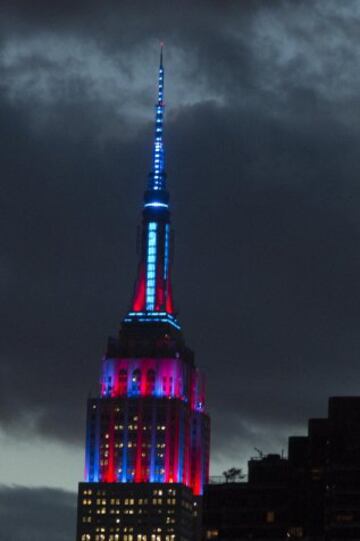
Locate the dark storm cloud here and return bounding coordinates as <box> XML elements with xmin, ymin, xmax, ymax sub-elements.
<box><xmin>0</xmin><ymin>93</ymin><xmax>148</xmax><ymax>442</ymax></box>
<box><xmin>170</xmin><ymin>100</ymin><xmax>360</xmax><ymax>458</ymax></box>
<box><xmin>0</xmin><ymin>485</ymin><xmax>76</xmax><ymax>540</ymax></box>
<box><xmin>1</xmin><ymin>0</ymin><xmax>360</xmax><ymax>469</ymax></box>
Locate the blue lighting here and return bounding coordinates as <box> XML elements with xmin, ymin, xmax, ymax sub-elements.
<box><xmin>178</xmin><ymin>409</ymin><xmax>184</xmax><ymax>482</ymax></box>
<box><xmin>148</xmin><ymin>58</ymin><xmax>166</xmax><ymax>192</ymax></box>
<box><xmin>144</xmin><ymin>202</ymin><xmax>168</xmax><ymax>209</ymax></box>
<box><xmin>146</xmin><ymin>222</ymin><xmax>157</xmax><ymax>311</ymax></box>
<box><xmin>124</xmin><ymin>311</ymin><xmax>181</xmax><ymax>330</ymax></box>
<box><xmin>164</xmin><ymin>223</ymin><xmax>170</xmax><ymax>279</ymax></box>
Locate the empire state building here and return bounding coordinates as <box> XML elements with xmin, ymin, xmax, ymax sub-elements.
<box><xmin>76</xmin><ymin>47</ymin><xmax>210</xmax><ymax>541</ymax></box>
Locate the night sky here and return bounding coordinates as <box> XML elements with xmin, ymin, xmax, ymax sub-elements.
<box><xmin>1</xmin><ymin>1</ymin><xmax>360</xmax><ymax>539</ymax></box>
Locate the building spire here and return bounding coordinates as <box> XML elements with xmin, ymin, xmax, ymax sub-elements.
<box><xmin>147</xmin><ymin>43</ymin><xmax>166</xmax><ymax>195</ymax></box>
<box><xmin>127</xmin><ymin>45</ymin><xmax>177</xmax><ymax>326</ymax></box>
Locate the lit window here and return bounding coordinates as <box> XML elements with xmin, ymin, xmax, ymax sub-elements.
<box><xmin>206</xmin><ymin>531</ymin><xmax>219</xmax><ymax>540</ymax></box>
<box><xmin>266</xmin><ymin>511</ymin><xmax>275</xmax><ymax>524</ymax></box>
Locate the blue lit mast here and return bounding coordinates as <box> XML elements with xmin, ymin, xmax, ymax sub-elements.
<box><xmin>146</xmin><ymin>43</ymin><xmax>167</xmax><ymax>197</ymax></box>
<box><xmin>126</xmin><ymin>45</ymin><xmax>178</xmax><ymax>328</ymax></box>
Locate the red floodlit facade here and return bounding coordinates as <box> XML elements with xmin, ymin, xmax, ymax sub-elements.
<box><xmin>86</xmin><ymin>349</ymin><xmax>208</xmax><ymax>494</ymax></box>
<box><xmin>77</xmin><ymin>47</ymin><xmax>210</xmax><ymax>541</ymax></box>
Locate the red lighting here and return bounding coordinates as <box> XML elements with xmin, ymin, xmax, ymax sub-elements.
<box><xmin>132</xmin><ymin>265</ymin><xmax>146</xmax><ymax>311</ymax></box>
<box><xmin>166</xmin><ymin>279</ymin><xmax>174</xmax><ymax>314</ymax></box>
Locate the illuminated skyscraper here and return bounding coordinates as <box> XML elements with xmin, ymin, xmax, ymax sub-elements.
<box><xmin>76</xmin><ymin>47</ymin><xmax>210</xmax><ymax>541</ymax></box>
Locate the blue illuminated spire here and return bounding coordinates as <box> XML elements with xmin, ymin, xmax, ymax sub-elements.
<box><xmin>147</xmin><ymin>43</ymin><xmax>166</xmax><ymax>195</ymax></box>
<box><xmin>129</xmin><ymin>45</ymin><xmax>176</xmax><ymax>323</ymax></box>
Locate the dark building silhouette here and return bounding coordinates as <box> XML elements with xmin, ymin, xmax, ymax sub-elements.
<box><xmin>203</xmin><ymin>397</ymin><xmax>360</xmax><ymax>541</ymax></box>
<box><xmin>203</xmin><ymin>455</ymin><xmax>289</xmax><ymax>541</ymax></box>
<box><xmin>76</xmin><ymin>47</ymin><xmax>210</xmax><ymax>541</ymax></box>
